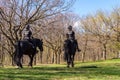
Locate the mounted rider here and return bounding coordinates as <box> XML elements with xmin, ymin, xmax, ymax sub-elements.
<box><xmin>23</xmin><ymin>24</ymin><xmax>34</xmax><ymax>48</ymax></box>
<box><xmin>66</xmin><ymin>25</ymin><xmax>80</xmax><ymax>52</ymax></box>
<box><xmin>63</xmin><ymin>25</ymin><xmax>81</xmax><ymax>65</ymax></box>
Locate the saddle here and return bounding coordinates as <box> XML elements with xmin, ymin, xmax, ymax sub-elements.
<box><xmin>24</xmin><ymin>38</ymin><xmax>35</xmax><ymax>49</ymax></box>
<box><xmin>69</xmin><ymin>39</ymin><xmax>81</xmax><ymax>52</ymax></box>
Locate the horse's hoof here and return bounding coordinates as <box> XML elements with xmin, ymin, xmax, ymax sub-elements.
<box><xmin>29</xmin><ymin>66</ymin><xmax>33</xmax><ymax>68</ymax></box>
<box><xmin>28</xmin><ymin>65</ymin><xmax>33</xmax><ymax>68</ymax></box>
<box><xmin>16</xmin><ymin>66</ymin><xmax>22</xmax><ymax>69</ymax></box>
<box><xmin>72</xmin><ymin>65</ymin><xmax>74</xmax><ymax>67</ymax></box>
<box><xmin>67</xmin><ymin>65</ymin><xmax>70</xmax><ymax>68</ymax></box>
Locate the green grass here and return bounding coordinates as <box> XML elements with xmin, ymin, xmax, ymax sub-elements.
<box><xmin>1</xmin><ymin>59</ymin><xmax>120</xmax><ymax>80</ymax></box>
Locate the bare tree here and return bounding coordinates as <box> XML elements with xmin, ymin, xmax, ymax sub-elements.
<box><xmin>80</xmin><ymin>11</ymin><xmax>111</xmax><ymax>60</ymax></box>
<box><xmin>108</xmin><ymin>7</ymin><xmax>120</xmax><ymax>58</ymax></box>
<box><xmin>0</xmin><ymin>0</ymin><xmax>75</xmax><ymax>65</ymax></box>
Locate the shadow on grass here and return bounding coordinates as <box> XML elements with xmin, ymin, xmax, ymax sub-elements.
<box><xmin>0</xmin><ymin>64</ymin><xmax>120</xmax><ymax>80</ymax></box>
<box><xmin>80</xmin><ymin>65</ymin><xmax>98</xmax><ymax>68</ymax></box>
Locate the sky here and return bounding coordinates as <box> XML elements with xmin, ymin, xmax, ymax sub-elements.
<box><xmin>71</xmin><ymin>0</ymin><xmax>120</xmax><ymax>16</ymax></box>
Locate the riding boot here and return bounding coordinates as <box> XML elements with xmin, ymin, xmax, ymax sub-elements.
<box><xmin>29</xmin><ymin>43</ymin><xmax>35</xmax><ymax>49</ymax></box>
<box><xmin>31</xmin><ymin>43</ymin><xmax>35</xmax><ymax>49</ymax></box>
<box><xmin>28</xmin><ymin>39</ymin><xmax>35</xmax><ymax>49</ymax></box>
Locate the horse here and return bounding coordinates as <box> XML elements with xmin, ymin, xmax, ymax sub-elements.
<box><xmin>13</xmin><ymin>38</ymin><xmax>43</xmax><ymax>68</ymax></box>
<box><xmin>63</xmin><ymin>39</ymin><xmax>80</xmax><ymax>68</ymax></box>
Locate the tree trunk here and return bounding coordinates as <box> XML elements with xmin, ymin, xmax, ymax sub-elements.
<box><xmin>82</xmin><ymin>37</ymin><xmax>88</xmax><ymax>62</ymax></box>
<box><xmin>103</xmin><ymin>44</ymin><xmax>107</xmax><ymax>60</ymax></box>
<box><xmin>92</xmin><ymin>51</ymin><xmax>96</xmax><ymax>62</ymax></box>
<box><xmin>82</xmin><ymin>52</ymin><xmax>85</xmax><ymax>62</ymax></box>
<box><xmin>34</xmin><ymin>55</ymin><xmax>36</xmax><ymax>65</ymax></box>
<box><xmin>55</xmin><ymin>52</ymin><xmax>57</xmax><ymax>64</ymax></box>
<box><xmin>11</xmin><ymin>55</ymin><xmax>15</xmax><ymax>66</ymax></box>
<box><xmin>57</xmin><ymin>49</ymin><xmax>61</xmax><ymax>64</ymax></box>
<box><xmin>52</xmin><ymin>53</ymin><xmax>54</xmax><ymax>64</ymax></box>
<box><xmin>40</xmin><ymin>52</ymin><xmax>43</xmax><ymax>64</ymax></box>
<box><xmin>117</xmin><ymin>51</ymin><xmax>120</xmax><ymax>58</ymax></box>
<box><xmin>46</xmin><ymin>48</ymin><xmax>51</xmax><ymax>64</ymax></box>
<box><xmin>1</xmin><ymin>46</ymin><xmax>4</xmax><ymax>67</ymax></box>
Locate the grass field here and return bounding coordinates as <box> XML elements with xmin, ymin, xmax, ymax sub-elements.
<box><xmin>1</xmin><ymin>59</ymin><xmax>120</xmax><ymax>80</ymax></box>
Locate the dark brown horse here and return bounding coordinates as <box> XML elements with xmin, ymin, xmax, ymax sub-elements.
<box><xmin>13</xmin><ymin>38</ymin><xmax>43</xmax><ymax>68</ymax></box>
<box><xmin>63</xmin><ymin>39</ymin><xmax>80</xmax><ymax>67</ymax></box>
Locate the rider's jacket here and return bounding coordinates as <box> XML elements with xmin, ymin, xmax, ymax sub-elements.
<box><xmin>23</xmin><ymin>29</ymin><xmax>32</xmax><ymax>40</ymax></box>
<box><xmin>65</xmin><ymin>30</ymin><xmax>80</xmax><ymax>51</ymax></box>
<box><xmin>66</xmin><ymin>30</ymin><xmax>75</xmax><ymax>41</ymax></box>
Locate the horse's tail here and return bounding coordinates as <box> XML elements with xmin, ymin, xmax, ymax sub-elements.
<box><xmin>14</xmin><ymin>41</ymin><xmax>21</xmax><ymax>63</ymax></box>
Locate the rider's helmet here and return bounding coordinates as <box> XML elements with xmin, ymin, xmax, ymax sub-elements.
<box><xmin>26</xmin><ymin>24</ymin><xmax>30</xmax><ymax>30</ymax></box>
<box><xmin>68</xmin><ymin>25</ymin><xmax>72</xmax><ymax>30</ymax></box>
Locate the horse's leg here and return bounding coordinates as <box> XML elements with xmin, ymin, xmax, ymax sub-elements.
<box><xmin>13</xmin><ymin>52</ymin><xmax>23</xmax><ymax>68</ymax></box>
<box><xmin>28</xmin><ymin>54</ymin><xmax>34</xmax><ymax>68</ymax></box>
<box><xmin>16</xmin><ymin>56</ymin><xmax>23</xmax><ymax>68</ymax></box>
<box><xmin>71</xmin><ymin>53</ymin><xmax>75</xmax><ymax>67</ymax></box>
<box><xmin>15</xmin><ymin>41</ymin><xmax>23</xmax><ymax>68</ymax></box>
<box><xmin>18</xmin><ymin>58</ymin><xmax>23</xmax><ymax>68</ymax></box>
<box><xmin>28</xmin><ymin>55</ymin><xmax>32</xmax><ymax>67</ymax></box>
<box><xmin>67</xmin><ymin>54</ymin><xmax>71</xmax><ymax>68</ymax></box>
<box><xmin>13</xmin><ymin>52</ymin><xmax>17</xmax><ymax>65</ymax></box>
<box><xmin>69</xmin><ymin>54</ymin><xmax>73</xmax><ymax>67</ymax></box>
<box><xmin>64</xmin><ymin>52</ymin><xmax>69</xmax><ymax>67</ymax></box>
<box><xmin>67</xmin><ymin>60</ymin><xmax>70</xmax><ymax>68</ymax></box>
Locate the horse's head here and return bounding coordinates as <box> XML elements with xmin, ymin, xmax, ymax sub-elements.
<box><xmin>38</xmin><ymin>39</ymin><xmax>43</xmax><ymax>52</ymax></box>
<box><xmin>64</xmin><ymin>39</ymin><xmax>71</xmax><ymax>48</ymax></box>
<box><xmin>33</xmin><ymin>38</ymin><xmax>43</xmax><ymax>52</ymax></box>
